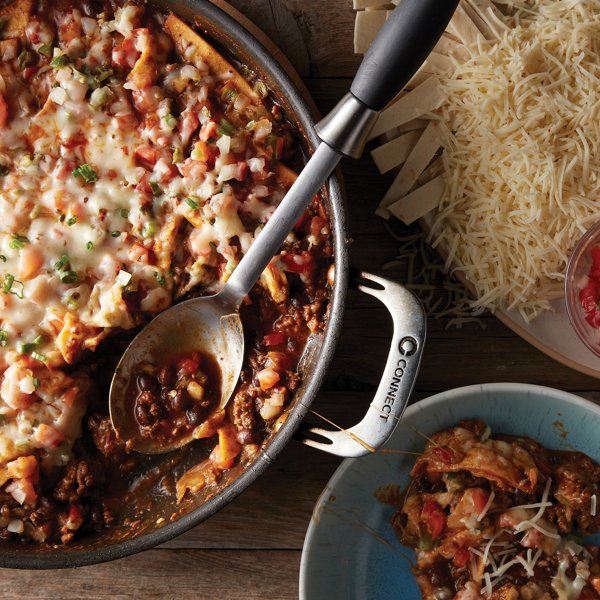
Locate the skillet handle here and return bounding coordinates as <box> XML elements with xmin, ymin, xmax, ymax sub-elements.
<box><xmin>295</xmin><ymin>270</ymin><xmax>426</xmax><ymax>458</ymax></box>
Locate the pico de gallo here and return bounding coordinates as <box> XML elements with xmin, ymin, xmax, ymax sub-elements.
<box><xmin>0</xmin><ymin>0</ymin><xmax>332</xmax><ymax>545</ymax></box>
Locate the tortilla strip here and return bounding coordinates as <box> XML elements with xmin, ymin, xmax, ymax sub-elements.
<box><xmin>0</xmin><ymin>0</ymin><xmax>33</xmax><ymax>39</ymax></box>
<box><xmin>164</xmin><ymin>13</ymin><xmax>259</xmax><ymax>102</ymax></box>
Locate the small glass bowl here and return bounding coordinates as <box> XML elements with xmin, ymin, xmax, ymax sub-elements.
<box><xmin>565</xmin><ymin>220</ymin><xmax>600</xmax><ymax>357</ymax></box>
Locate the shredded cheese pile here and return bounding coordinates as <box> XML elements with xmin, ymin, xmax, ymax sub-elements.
<box><xmin>429</xmin><ymin>0</ymin><xmax>600</xmax><ymax>321</ymax></box>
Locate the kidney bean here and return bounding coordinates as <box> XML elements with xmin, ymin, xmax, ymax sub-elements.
<box><xmin>157</xmin><ymin>364</ymin><xmax>174</xmax><ymax>387</ymax></box>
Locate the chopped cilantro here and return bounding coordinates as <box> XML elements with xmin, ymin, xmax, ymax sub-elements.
<box><xmin>73</xmin><ymin>163</ymin><xmax>98</xmax><ymax>183</ymax></box>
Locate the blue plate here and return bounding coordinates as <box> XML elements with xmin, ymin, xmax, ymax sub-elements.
<box><xmin>299</xmin><ymin>383</ymin><xmax>600</xmax><ymax>600</ymax></box>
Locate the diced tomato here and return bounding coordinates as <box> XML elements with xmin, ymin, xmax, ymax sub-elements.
<box><xmin>135</xmin><ymin>145</ymin><xmax>160</xmax><ymax>168</ymax></box>
<box><xmin>178</xmin><ymin>109</ymin><xmax>200</xmax><ymax>143</ymax></box>
<box><xmin>432</xmin><ymin>446</ymin><xmax>454</xmax><ymax>464</ymax></box>
<box><xmin>471</xmin><ymin>488</ymin><xmax>490</xmax><ymax>514</ymax></box>
<box><xmin>309</xmin><ymin>216</ymin><xmax>328</xmax><ymax>237</ymax></box>
<box><xmin>453</xmin><ymin>547</ymin><xmax>471</xmax><ymax>568</ymax></box>
<box><xmin>579</xmin><ymin>282</ymin><xmax>599</xmax><ymax>313</ymax></box>
<box><xmin>34</xmin><ymin>424</ymin><xmax>65</xmax><ymax>449</ymax></box>
<box><xmin>128</xmin><ymin>243</ymin><xmax>149</xmax><ymax>264</ymax></box>
<box><xmin>200</xmin><ymin>121</ymin><xmax>218</xmax><ymax>142</ymax></box>
<box><xmin>585</xmin><ymin>310</ymin><xmax>600</xmax><ymax>328</ymax></box>
<box><xmin>235</xmin><ymin>161</ymin><xmax>249</xmax><ymax>181</ymax></box>
<box><xmin>421</xmin><ymin>500</ymin><xmax>446</xmax><ymax>539</ymax></box>
<box><xmin>281</xmin><ymin>251</ymin><xmax>314</xmax><ymax>274</ymax></box>
<box><xmin>112</xmin><ymin>36</ymin><xmax>140</xmax><ymax>69</ymax></box>
<box><xmin>66</xmin><ymin>504</ymin><xmax>83</xmax><ymax>531</ymax></box>
<box><xmin>263</xmin><ymin>331</ymin><xmax>286</xmax><ymax>347</ymax></box>
<box><xmin>0</xmin><ymin>92</ymin><xmax>7</xmax><ymax>127</ymax></box>
<box><xmin>177</xmin><ymin>352</ymin><xmax>201</xmax><ymax>375</ymax></box>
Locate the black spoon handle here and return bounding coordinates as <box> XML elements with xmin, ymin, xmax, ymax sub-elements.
<box><xmin>351</xmin><ymin>0</ymin><xmax>460</xmax><ymax>112</ymax></box>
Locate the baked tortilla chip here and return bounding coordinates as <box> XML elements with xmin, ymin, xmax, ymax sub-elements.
<box><xmin>164</xmin><ymin>13</ymin><xmax>259</xmax><ymax>102</ymax></box>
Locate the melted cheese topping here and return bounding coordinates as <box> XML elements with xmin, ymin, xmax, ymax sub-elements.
<box><xmin>0</xmin><ymin>3</ymin><xmax>292</xmax><ymax>471</ymax></box>
<box><xmin>427</xmin><ymin>0</ymin><xmax>600</xmax><ymax>320</ymax></box>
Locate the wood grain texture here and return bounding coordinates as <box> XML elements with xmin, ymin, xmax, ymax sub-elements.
<box><xmin>13</xmin><ymin>0</ymin><xmax>600</xmax><ymax>598</ymax></box>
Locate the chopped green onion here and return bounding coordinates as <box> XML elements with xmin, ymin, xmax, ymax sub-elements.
<box><xmin>38</xmin><ymin>44</ymin><xmax>52</xmax><ymax>57</ymax></box>
<box><xmin>217</xmin><ymin>118</ymin><xmax>235</xmax><ymax>137</ymax></box>
<box><xmin>172</xmin><ymin>147</ymin><xmax>183</xmax><ymax>164</ymax></box>
<box><xmin>73</xmin><ymin>163</ymin><xmax>98</xmax><ymax>183</ymax></box>
<box><xmin>154</xmin><ymin>272</ymin><xmax>166</xmax><ymax>286</ymax></box>
<box><xmin>209</xmin><ymin>241</ymin><xmax>217</xmax><ymax>251</ymax></box>
<box><xmin>142</xmin><ymin>222</ymin><xmax>155</xmax><ymax>238</ymax></box>
<box><xmin>60</xmin><ymin>270</ymin><xmax>78</xmax><ymax>284</ymax></box>
<box><xmin>18</xmin><ymin>49</ymin><xmax>34</xmax><ymax>71</ymax></box>
<box><xmin>17</xmin><ymin>335</ymin><xmax>43</xmax><ymax>354</ymax></box>
<box><xmin>0</xmin><ymin>255</ymin><xmax>6</xmax><ymax>262</ymax></box>
<box><xmin>50</xmin><ymin>54</ymin><xmax>69</xmax><ymax>68</ymax></box>
<box><xmin>9</xmin><ymin>235</ymin><xmax>27</xmax><ymax>250</ymax></box>
<box><xmin>418</xmin><ymin>534</ymin><xmax>436</xmax><ymax>552</ymax></box>
<box><xmin>110</xmin><ymin>230</ymin><xmax>121</xmax><ymax>237</ymax></box>
<box><xmin>66</xmin><ymin>216</ymin><xmax>77</xmax><ymax>226</ymax></box>
<box><xmin>86</xmin><ymin>241</ymin><xmax>94</xmax><ymax>250</ymax></box>
<box><xmin>32</xmin><ymin>377</ymin><xmax>40</xmax><ymax>388</ymax></box>
<box><xmin>221</xmin><ymin>87</ymin><xmax>238</xmax><ymax>104</ymax></box>
<box><xmin>93</xmin><ymin>67</ymin><xmax>113</xmax><ymax>87</ymax></box>
<box><xmin>150</xmin><ymin>182</ymin><xmax>163</xmax><ymax>197</ymax></box>
<box><xmin>0</xmin><ymin>330</ymin><xmax>8</xmax><ymax>346</ymax></box>
<box><xmin>119</xmin><ymin>208</ymin><xmax>129</xmax><ymax>219</ymax></box>
<box><xmin>1</xmin><ymin>274</ymin><xmax>23</xmax><ymax>298</ymax></box>
<box><xmin>54</xmin><ymin>254</ymin><xmax>70</xmax><ymax>270</ymax></box>
<box><xmin>31</xmin><ymin>352</ymin><xmax>46</xmax><ymax>363</ymax></box>
<box><xmin>185</xmin><ymin>196</ymin><xmax>199</xmax><ymax>210</ymax></box>
<box><xmin>162</xmin><ymin>113</ymin><xmax>177</xmax><ymax>129</ymax></box>
<box><xmin>0</xmin><ymin>165</ymin><xmax>9</xmax><ymax>177</ymax></box>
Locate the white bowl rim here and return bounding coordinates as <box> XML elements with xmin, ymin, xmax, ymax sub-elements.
<box><xmin>299</xmin><ymin>382</ymin><xmax>600</xmax><ymax>597</ymax></box>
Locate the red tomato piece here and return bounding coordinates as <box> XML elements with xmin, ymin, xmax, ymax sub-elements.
<box><xmin>281</xmin><ymin>251</ymin><xmax>314</xmax><ymax>274</ymax></box>
<box><xmin>263</xmin><ymin>331</ymin><xmax>286</xmax><ymax>347</ymax></box>
<box><xmin>421</xmin><ymin>500</ymin><xmax>446</xmax><ymax>539</ymax></box>
<box><xmin>453</xmin><ymin>547</ymin><xmax>471</xmax><ymax>568</ymax></box>
<box><xmin>471</xmin><ymin>488</ymin><xmax>490</xmax><ymax>514</ymax></box>
<box><xmin>432</xmin><ymin>446</ymin><xmax>453</xmax><ymax>464</ymax></box>
<box><xmin>177</xmin><ymin>352</ymin><xmax>201</xmax><ymax>375</ymax></box>
<box><xmin>135</xmin><ymin>145</ymin><xmax>160</xmax><ymax>168</ymax></box>
<box><xmin>579</xmin><ymin>282</ymin><xmax>598</xmax><ymax>314</ymax></box>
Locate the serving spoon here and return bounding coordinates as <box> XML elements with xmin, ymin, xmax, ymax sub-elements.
<box><xmin>109</xmin><ymin>0</ymin><xmax>460</xmax><ymax>453</ymax></box>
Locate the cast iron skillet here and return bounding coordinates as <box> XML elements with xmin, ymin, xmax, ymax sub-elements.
<box><xmin>0</xmin><ymin>0</ymin><xmax>425</xmax><ymax>568</ymax></box>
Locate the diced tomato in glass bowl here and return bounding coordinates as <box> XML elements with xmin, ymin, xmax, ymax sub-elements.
<box><xmin>565</xmin><ymin>221</ymin><xmax>600</xmax><ymax>357</ymax></box>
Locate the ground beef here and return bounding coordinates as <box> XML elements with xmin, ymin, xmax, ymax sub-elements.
<box><xmin>53</xmin><ymin>459</ymin><xmax>106</xmax><ymax>504</ymax></box>
<box><xmin>232</xmin><ymin>387</ymin><xmax>256</xmax><ymax>432</ymax></box>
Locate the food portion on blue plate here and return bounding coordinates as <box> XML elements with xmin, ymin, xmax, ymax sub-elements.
<box><xmin>378</xmin><ymin>419</ymin><xmax>600</xmax><ymax>599</ymax></box>
<box><xmin>299</xmin><ymin>384</ymin><xmax>600</xmax><ymax>600</ymax></box>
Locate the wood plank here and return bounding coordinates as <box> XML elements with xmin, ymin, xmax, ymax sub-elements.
<box><xmin>0</xmin><ymin>549</ymin><xmax>300</xmax><ymax>600</ymax></box>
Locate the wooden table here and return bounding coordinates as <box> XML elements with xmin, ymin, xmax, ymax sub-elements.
<box><xmin>5</xmin><ymin>1</ymin><xmax>600</xmax><ymax>598</ymax></box>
